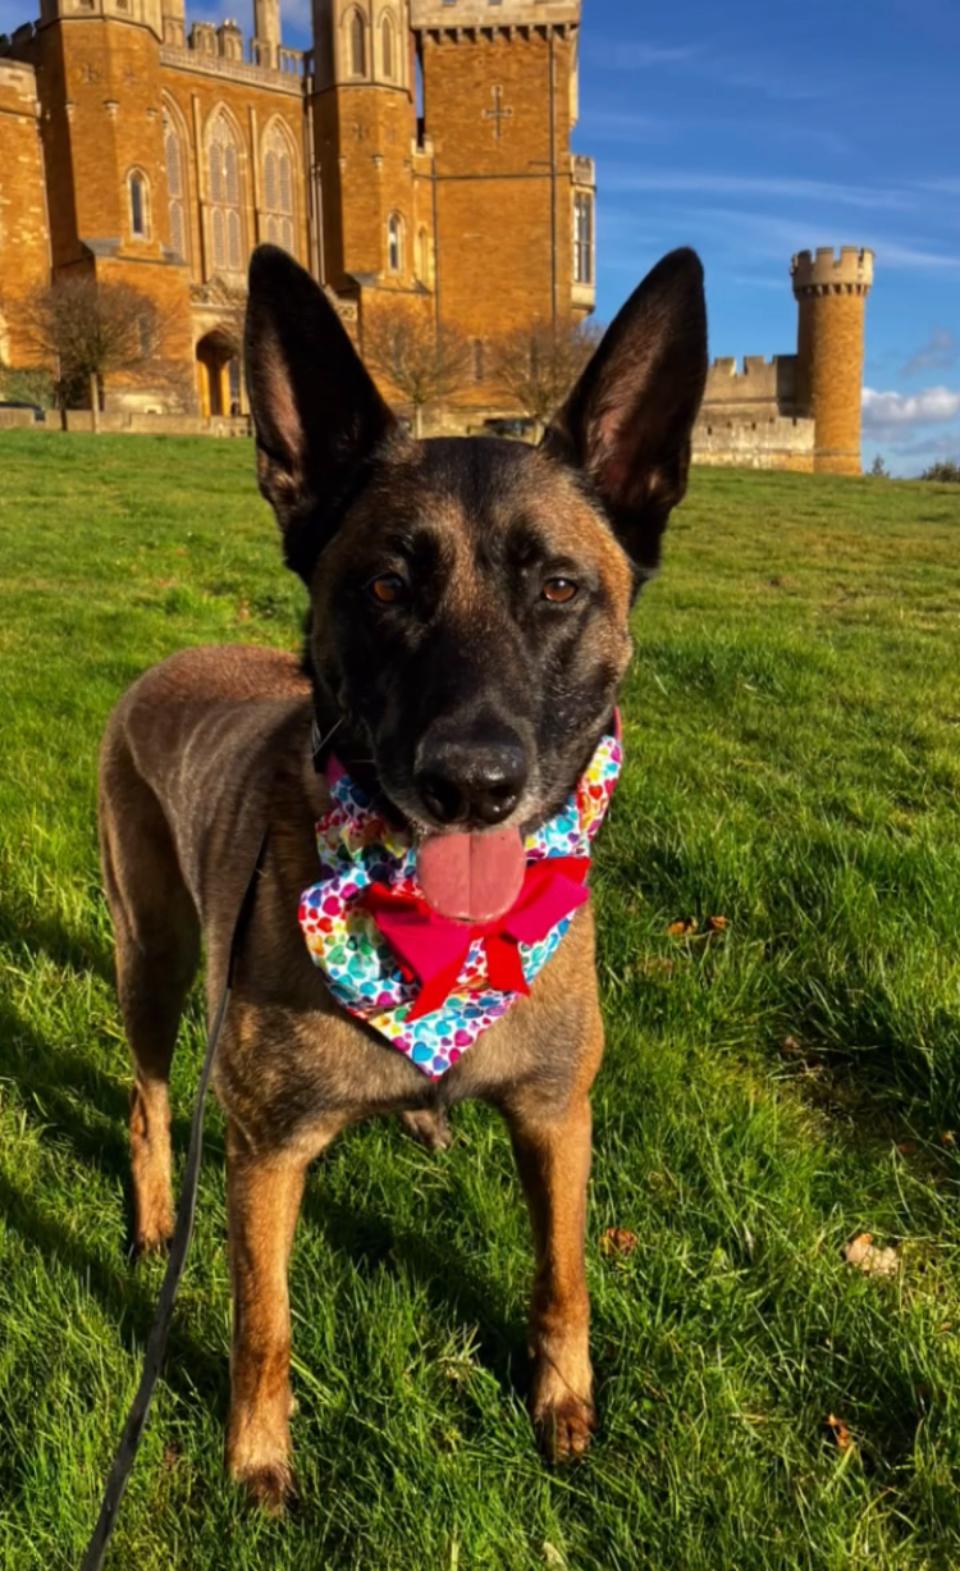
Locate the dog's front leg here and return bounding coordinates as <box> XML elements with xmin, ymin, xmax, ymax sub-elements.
<box><xmin>502</xmin><ymin>1083</ymin><xmax>598</xmax><ymax>1462</ymax></box>
<box><xmin>225</xmin><ymin>1137</ymin><xmax>313</xmax><ymax>1511</ymax></box>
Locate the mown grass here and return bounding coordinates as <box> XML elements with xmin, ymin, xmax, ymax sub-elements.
<box><xmin>0</xmin><ymin>430</ymin><xmax>959</xmax><ymax>1569</ymax></box>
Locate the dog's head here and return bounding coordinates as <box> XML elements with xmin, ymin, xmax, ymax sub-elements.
<box><xmin>245</xmin><ymin>246</ymin><xmax>706</xmax><ymax>909</ymax></box>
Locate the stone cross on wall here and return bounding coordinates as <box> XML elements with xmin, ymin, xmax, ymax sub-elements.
<box><xmin>483</xmin><ymin>84</ymin><xmax>513</xmax><ymax>142</ymax></box>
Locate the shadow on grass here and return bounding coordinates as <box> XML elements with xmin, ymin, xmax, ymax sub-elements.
<box><xmin>1</xmin><ymin>987</ymin><xmax>528</xmax><ymax>1411</ymax></box>
<box><xmin>301</xmin><ymin>1179</ymin><xmax>528</xmax><ymax>1398</ymax></box>
<box><xmin>0</xmin><ymin>1171</ymin><xmax>230</xmax><ymax>1406</ymax></box>
<box><xmin>0</xmin><ymin>897</ymin><xmax>114</xmax><ymax>984</ymax></box>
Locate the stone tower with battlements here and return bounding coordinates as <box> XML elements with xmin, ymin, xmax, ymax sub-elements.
<box><xmin>309</xmin><ymin>0</ymin><xmax>592</xmax><ymax>408</ymax></box>
<box><xmin>694</xmin><ymin>244</ymin><xmax>875</xmax><ymax>475</ymax></box>
<box><xmin>792</xmin><ymin>246</ymin><xmax>874</xmax><ymax>475</ymax></box>
<box><xmin>310</xmin><ymin>0</ymin><xmax>422</xmax><ymax>299</ymax></box>
<box><xmin>411</xmin><ymin>0</ymin><xmax>593</xmax><ymax>352</ymax></box>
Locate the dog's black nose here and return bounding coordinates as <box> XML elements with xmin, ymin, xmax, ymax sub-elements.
<box><xmin>416</xmin><ymin>733</ymin><xmax>527</xmax><ymax>827</ymax></box>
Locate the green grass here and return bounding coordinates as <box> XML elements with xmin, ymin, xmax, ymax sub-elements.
<box><xmin>1</xmin><ymin>431</ymin><xmax>959</xmax><ymax>1570</ymax></box>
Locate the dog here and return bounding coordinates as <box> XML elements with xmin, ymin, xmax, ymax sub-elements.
<box><xmin>98</xmin><ymin>243</ymin><xmax>706</xmax><ymax>1507</ymax></box>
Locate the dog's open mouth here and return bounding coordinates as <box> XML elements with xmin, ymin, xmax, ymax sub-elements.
<box><xmin>416</xmin><ymin>825</ymin><xmax>526</xmax><ymax>923</ymax></box>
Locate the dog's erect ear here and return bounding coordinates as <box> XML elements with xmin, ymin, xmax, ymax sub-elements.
<box><xmin>245</xmin><ymin>245</ymin><xmax>396</xmax><ymax>580</ymax></box>
<box><xmin>542</xmin><ymin>248</ymin><xmax>707</xmax><ymax>581</ymax></box>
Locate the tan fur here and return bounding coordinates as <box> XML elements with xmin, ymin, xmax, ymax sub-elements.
<box><xmin>99</xmin><ymin>241</ymin><xmax>708</xmax><ymax>1505</ymax></box>
<box><xmin>100</xmin><ymin>642</ymin><xmax>606</xmax><ymax>1496</ymax></box>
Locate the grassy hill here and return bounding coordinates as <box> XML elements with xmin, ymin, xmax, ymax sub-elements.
<box><xmin>1</xmin><ymin>430</ymin><xmax>959</xmax><ymax>1569</ymax></box>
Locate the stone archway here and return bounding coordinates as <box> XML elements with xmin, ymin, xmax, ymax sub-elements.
<box><xmin>196</xmin><ymin>328</ymin><xmax>240</xmax><ymax>417</ymax></box>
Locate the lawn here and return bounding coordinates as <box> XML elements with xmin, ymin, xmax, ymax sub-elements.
<box><xmin>1</xmin><ymin>429</ymin><xmax>959</xmax><ymax>1570</ymax></box>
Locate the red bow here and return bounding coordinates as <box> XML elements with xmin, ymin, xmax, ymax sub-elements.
<box><xmin>359</xmin><ymin>857</ymin><xmax>591</xmax><ymax>1021</ymax></box>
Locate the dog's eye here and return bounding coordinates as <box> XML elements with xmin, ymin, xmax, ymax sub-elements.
<box><xmin>542</xmin><ymin>577</ymin><xmax>578</xmax><ymax>604</ymax></box>
<box><xmin>368</xmin><ymin>573</ymin><xmax>407</xmax><ymax>605</ymax></box>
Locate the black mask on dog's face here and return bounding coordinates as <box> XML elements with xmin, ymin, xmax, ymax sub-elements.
<box><xmin>245</xmin><ymin>246</ymin><xmax>707</xmax><ymax>835</ymax></box>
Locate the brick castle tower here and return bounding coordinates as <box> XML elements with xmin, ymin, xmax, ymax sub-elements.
<box><xmin>25</xmin><ymin>0</ymin><xmax>195</xmax><ymax>377</ymax></box>
<box><xmin>792</xmin><ymin>246</ymin><xmax>875</xmax><ymax>475</ymax></box>
<box><xmin>309</xmin><ymin>0</ymin><xmax>594</xmax><ymax>408</ymax></box>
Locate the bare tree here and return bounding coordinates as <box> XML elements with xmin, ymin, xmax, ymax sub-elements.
<box><xmin>362</xmin><ymin>311</ymin><xmax>471</xmax><ymax>437</ymax></box>
<box><xmin>491</xmin><ymin>318</ymin><xmax>603</xmax><ymax>439</ymax></box>
<box><xmin>23</xmin><ymin>274</ymin><xmax>169</xmax><ymax>432</ymax></box>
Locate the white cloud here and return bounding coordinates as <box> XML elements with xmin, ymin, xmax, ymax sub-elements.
<box><xmin>862</xmin><ymin>386</ymin><xmax>960</xmax><ymax>431</ymax></box>
<box><xmin>601</xmin><ymin>168</ymin><xmax>910</xmax><ymax>212</ymax></box>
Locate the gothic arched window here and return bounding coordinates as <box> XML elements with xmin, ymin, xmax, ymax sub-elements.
<box><xmin>387</xmin><ymin>211</ymin><xmax>403</xmax><ymax>274</ymax></box>
<box><xmin>128</xmin><ymin>169</ymin><xmax>149</xmax><ymax>239</ymax></box>
<box><xmin>349</xmin><ymin>8</ymin><xmax>366</xmax><ymax>75</ymax></box>
<box><xmin>164</xmin><ymin>111</ymin><xmax>188</xmax><ymax>261</ymax></box>
<box><xmin>262</xmin><ymin>122</ymin><xmax>296</xmax><ymax>255</ymax></box>
<box><xmin>381</xmin><ymin>12</ymin><xmax>395</xmax><ymax>79</ymax></box>
<box><xmin>207</xmin><ymin>111</ymin><xmax>243</xmax><ymax>274</ymax></box>
<box><xmin>574</xmin><ymin>192</ymin><xmax>593</xmax><ymax>286</ymax></box>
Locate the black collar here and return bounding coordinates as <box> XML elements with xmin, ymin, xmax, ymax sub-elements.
<box><xmin>310</xmin><ymin>714</ymin><xmax>344</xmax><ymax>775</ymax></box>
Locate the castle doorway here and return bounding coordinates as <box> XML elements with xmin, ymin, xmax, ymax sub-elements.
<box><xmin>196</xmin><ymin>330</ymin><xmax>241</xmax><ymax>418</ymax></box>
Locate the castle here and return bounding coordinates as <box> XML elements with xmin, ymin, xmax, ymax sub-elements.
<box><xmin>695</xmin><ymin>246</ymin><xmax>875</xmax><ymax>475</ymax></box>
<box><xmin>0</xmin><ymin>0</ymin><xmax>593</xmax><ymax>422</ymax></box>
<box><xmin>0</xmin><ymin>0</ymin><xmax>873</xmax><ymax>470</ymax></box>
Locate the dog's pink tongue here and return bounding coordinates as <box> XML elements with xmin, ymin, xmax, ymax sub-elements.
<box><xmin>417</xmin><ymin>828</ymin><xmax>525</xmax><ymax>923</ymax></box>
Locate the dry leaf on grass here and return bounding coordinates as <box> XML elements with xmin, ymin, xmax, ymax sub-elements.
<box><xmin>825</xmin><ymin>1413</ymin><xmax>853</xmax><ymax>1451</ymax></box>
<box><xmin>600</xmin><ymin>1227</ymin><xmax>639</xmax><ymax>1259</ymax></box>
<box><xmin>843</xmin><ymin>1232</ymin><xmax>900</xmax><ymax>1277</ymax></box>
<box><xmin>666</xmin><ymin>916</ymin><xmax>729</xmax><ymax>939</ymax></box>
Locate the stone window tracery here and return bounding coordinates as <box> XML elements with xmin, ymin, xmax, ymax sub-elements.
<box><xmin>207</xmin><ymin>112</ymin><xmax>244</xmax><ymax>274</ymax></box>
<box><xmin>380</xmin><ymin>12</ymin><xmax>395</xmax><ymax>79</ymax></box>
<box><xmin>348</xmin><ymin>8</ymin><xmax>366</xmax><ymax>75</ymax></box>
<box><xmin>387</xmin><ymin>211</ymin><xmax>403</xmax><ymax>274</ymax></box>
<box><xmin>128</xmin><ymin>169</ymin><xmax>149</xmax><ymax>239</ymax></box>
<box><xmin>164</xmin><ymin>111</ymin><xmax>188</xmax><ymax>261</ymax></box>
<box><xmin>262</xmin><ymin>122</ymin><xmax>296</xmax><ymax>255</ymax></box>
<box><xmin>574</xmin><ymin>192</ymin><xmax>593</xmax><ymax>286</ymax></box>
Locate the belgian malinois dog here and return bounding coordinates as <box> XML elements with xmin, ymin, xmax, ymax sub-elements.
<box><xmin>98</xmin><ymin>244</ymin><xmax>706</xmax><ymax>1506</ymax></box>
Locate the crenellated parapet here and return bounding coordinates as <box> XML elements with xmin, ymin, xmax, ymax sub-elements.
<box><xmin>791</xmin><ymin>246</ymin><xmax>874</xmax><ymax>298</ymax></box>
<box><xmin>160</xmin><ymin>20</ymin><xmax>302</xmax><ymax>84</ymax></box>
<box><xmin>410</xmin><ymin>0</ymin><xmax>579</xmax><ymax>37</ymax></box>
<box><xmin>703</xmin><ymin>353</ymin><xmax>798</xmax><ymax>410</ymax></box>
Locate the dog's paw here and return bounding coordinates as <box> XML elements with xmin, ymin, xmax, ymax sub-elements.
<box><xmin>131</xmin><ymin>1219</ymin><xmax>174</xmax><ymax>1259</ymax></box>
<box><xmin>232</xmin><ymin>1459</ymin><xmax>295</xmax><ymax>1515</ymax></box>
<box><xmin>400</xmin><ymin>1108</ymin><xmax>453</xmax><ymax>1152</ymax></box>
<box><xmin>533</xmin><ymin>1396</ymin><xmax>597</xmax><ymax>1463</ymax></box>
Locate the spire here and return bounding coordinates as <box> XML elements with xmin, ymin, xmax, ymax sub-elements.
<box><xmin>253</xmin><ymin>0</ymin><xmax>281</xmax><ymax>68</ymax></box>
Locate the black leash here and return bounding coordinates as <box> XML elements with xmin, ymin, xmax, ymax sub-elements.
<box><xmin>80</xmin><ymin>830</ymin><xmax>269</xmax><ymax>1571</ymax></box>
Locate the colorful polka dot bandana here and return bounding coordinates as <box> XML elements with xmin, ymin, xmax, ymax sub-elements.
<box><xmin>298</xmin><ymin>721</ymin><xmax>623</xmax><ymax>1079</ymax></box>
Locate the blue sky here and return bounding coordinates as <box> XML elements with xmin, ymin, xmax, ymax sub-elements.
<box><xmin>577</xmin><ymin>0</ymin><xmax>960</xmax><ymax>474</ymax></box>
<box><xmin>4</xmin><ymin>0</ymin><xmax>956</xmax><ymax>471</ymax></box>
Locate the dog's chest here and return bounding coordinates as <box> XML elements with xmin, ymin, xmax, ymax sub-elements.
<box><xmin>218</xmin><ymin>896</ymin><xmax>599</xmax><ymax>1148</ymax></box>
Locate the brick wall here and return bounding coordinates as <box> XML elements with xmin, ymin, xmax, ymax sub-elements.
<box><xmin>693</xmin><ymin>413</ymin><xmax>814</xmax><ymax>472</ymax></box>
<box><xmin>796</xmin><ymin>292</ymin><xmax>866</xmax><ymax>475</ymax></box>
<box><xmin>422</xmin><ymin>28</ymin><xmax>577</xmax><ymax>409</ymax></box>
<box><xmin>0</xmin><ymin>60</ymin><xmax>51</xmax><ymax>364</ymax></box>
